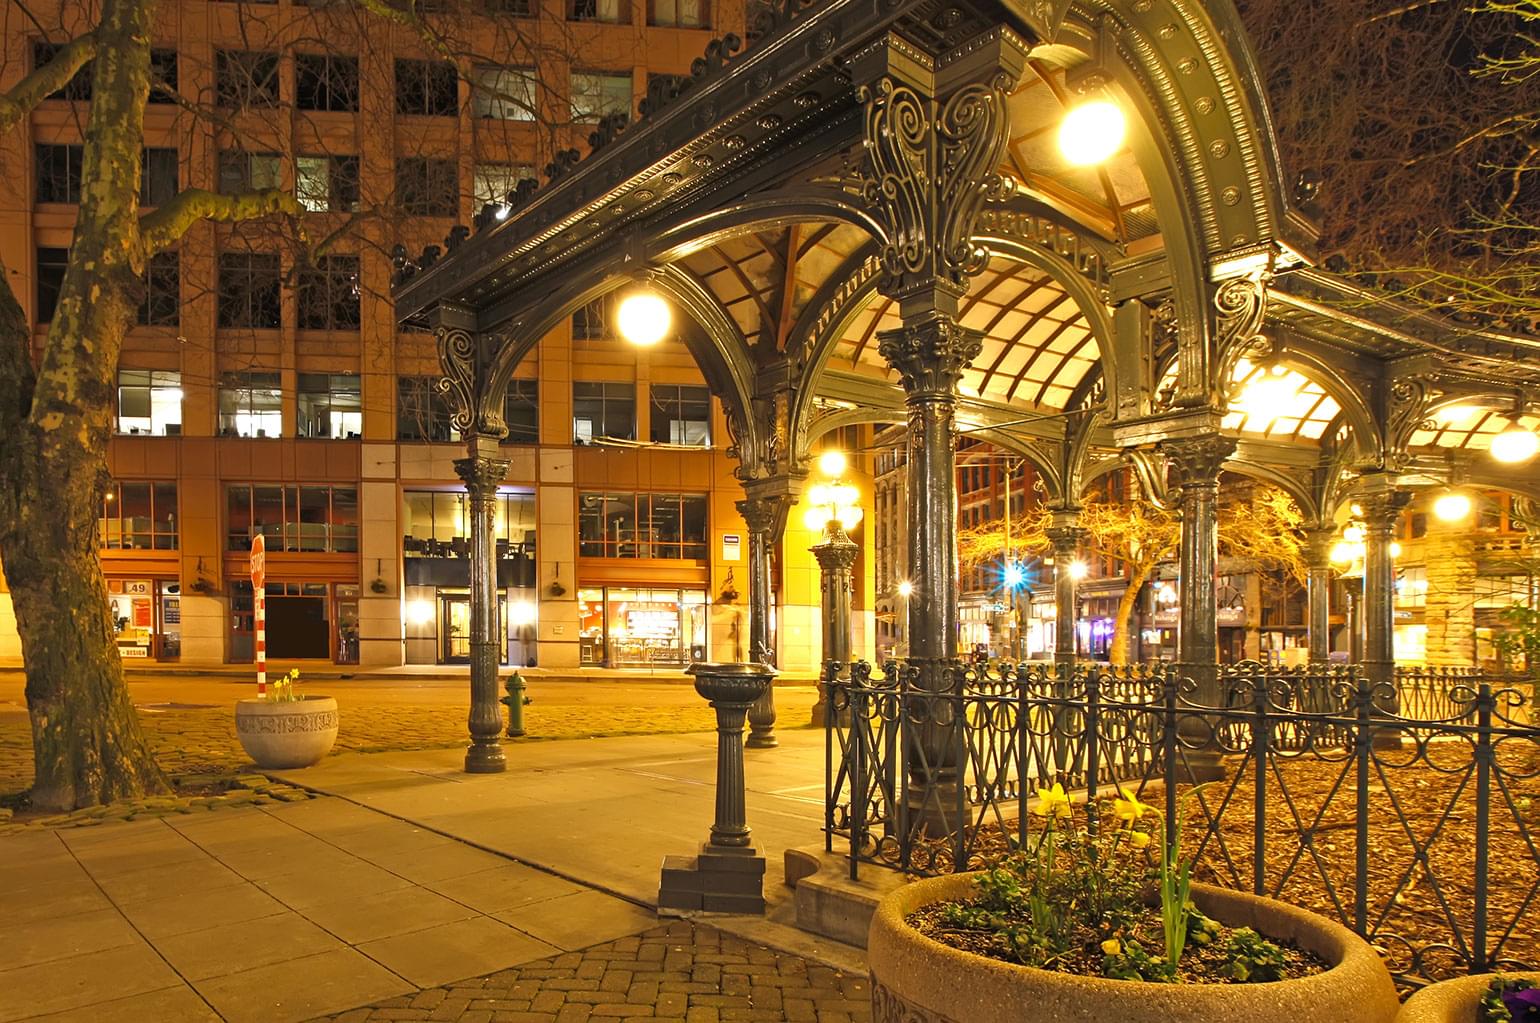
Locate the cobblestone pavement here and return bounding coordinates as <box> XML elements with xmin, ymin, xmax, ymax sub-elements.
<box><xmin>0</xmin><ymin>674</ymin><xmax>818</xmax><ymax>800</ymax></box>
<box><xmin>314</xmin><ymin>922</ymin><xmax>872</xmax><ymax>1023</ymax></box>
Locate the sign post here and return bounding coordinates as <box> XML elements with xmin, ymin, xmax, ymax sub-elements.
<box><xmin>250</xmin><ymin>534</ymin><xmax>267</xmax><ymax>699</ymax></box>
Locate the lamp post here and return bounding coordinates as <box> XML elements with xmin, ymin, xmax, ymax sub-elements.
<box><xmin>804</xmin><ymin>452</ymin><xmax>863</xmax><ymax>726</ymax></box>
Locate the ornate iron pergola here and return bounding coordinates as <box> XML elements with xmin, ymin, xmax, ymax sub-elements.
<box><xmin>392</xmin><ymin>0</ymin><xmax>1540</xmax><ymax>772</ymax></box>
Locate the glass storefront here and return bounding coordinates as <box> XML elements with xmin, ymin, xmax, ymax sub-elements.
<box><xmin>577</xmin><ymin>587</ymin><xmax>708</xmax><ymax>667</ymax></box>
<box><xmin>107</xmin><ymin>578</ymin><xmax>179</xmax><ymax>660</ymax></box>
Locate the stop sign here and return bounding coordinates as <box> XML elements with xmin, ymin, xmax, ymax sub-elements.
<box><xmin>250</xmin><ymin>533</ymin><xmax>266</xmax><ymax>589</ymax></box>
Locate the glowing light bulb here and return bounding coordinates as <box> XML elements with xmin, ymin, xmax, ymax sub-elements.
<box><xmin>1057</xmin><ymin>100</ymin><xmax>1127</xmax><ymax>166</ymax></box>
<box><xmin>897</xmin><ymin>581</ymin><xmax>913</xmax><ymax>598</ymax></box>
<box><xmin>408</xmin><ymin>600</ymin><xmax>434</xmax><ymax>626</ymax></box>
<box><xmin>1390</xmin><ymin>542</ymin><xmax>1402</xmax><ymax>558</ymax></box>
<box><xmin>1330</xmin><ymin>542</ymin><xmax>1354</xmax><ymax>564</ymax></box>
<box><xmin>1491</xmin><ymin>423</ymin><xmax>1539</xmax><ymax>463</ymax></box>
<box><xmin>1004</xmin><ymin>562</ymin><xmax>1026</xmax><ymax>588</ymax></box>
<box><xmin>616</xmin><ymin>290</ymin><xmax>670</xmax><ymax>346</ymax></box>
<box><xmin>817</xmin><ymin>450</ymin><xmax>848</xmax><ymax>478</ymax></box>
<box><xmin>1343</xmin><ymin>525</ymin><xmax>1364</xmax><ymax>543</ymax></box>
<box><xmin>1067</xmin><ymin>560</ymin><xmax>1089</xmax><ymax>581</ymax></box>
<box><xmin>1433</xmin><ymin>492</ymin><xmax>1471</xmax><ymax>522</ymax></box>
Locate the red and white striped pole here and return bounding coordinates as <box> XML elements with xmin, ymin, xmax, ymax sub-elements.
<box><xmin>251</xmin><ymin>534</ymin><xmax>267</xmax><ymax>699</ymax></box>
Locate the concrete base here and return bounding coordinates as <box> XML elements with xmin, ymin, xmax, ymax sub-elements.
<box><xmin>786</xmin><ymin>846</ymin><xmax>908</xmax><ymax>949</ymax></box>
<box><xmin>657</xmin><ymin>843</ymin><xmax>766</xmax><ymax>915</ymax></box>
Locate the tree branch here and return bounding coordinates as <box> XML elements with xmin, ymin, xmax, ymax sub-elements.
<box><xmin>0</xmin><ymin>33</ymin><xmax>96</xmax><ymax>135</ymax></box>
<box><xmin>138</xmin><ymin>188</ymin><xmax>302</xmax><ymax>258</ymax></box>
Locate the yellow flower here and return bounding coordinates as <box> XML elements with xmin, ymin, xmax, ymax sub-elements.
<box><xmin>1112</xmin><ymin>786</ymin><xmax>1151</xmax><ymax>825</ymax></box>
<box><xmin>1033</xmin><ymin>783</ymin><xmax>1072</xmax><ymax>819</ymax></box>
<box><xmin>1101</xmin><ymin>938</ymin><xmax>1122</xmax><ymax>956</ymax></box>
<box><xmin>1128</xmin><ymin>831</ymin><xmax>1151</xmax><ymax>850</ymax></box>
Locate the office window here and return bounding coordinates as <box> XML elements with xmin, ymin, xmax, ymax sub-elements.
<box><xmin>472</xmin><ymin>162</ymin><xmax>535</xmax><ymax>208</ymax></box>
<box><xmin>570</xmin><ymin>71</ymin><xmax>632</xmax><ymax>122</ymax></box>
<box><xmin>219</xmin><ymin>372</ymin><xmax>283</xmax><ymax>437</ymax></box>
<box><xmin>217</xmin><ymin>252</ymin><xmax>281</xmax><ymax>329</ymax></box>
<box><xmin>295</xmin><ymin>53</ymin><xmax>359</xmax><ymax>112</ymax></box>
<box><xmin>504</xmin><ymin>379</ymin><xmax>538</xmax><ymax>445</ymax></box>
<box><xmin>35</xmin><ymin>144</ymin><xmax>82</xmax><ymax>203</ymax></box>
<box><xmin>116</xmin><ymin>369</ymin><xmax>182</xmax><ymax>435</ymax></box>
<box><xmin>295</xmin><ymin>155</ymin><xmax>360</xmax><ymax>213</ymax></box>
<box><xmin>137</xmin><ymin>251</ymin><xmax>179</xmax><ymax>327</ymax></box>
<box><xmin>297</xmin><ymin>373</ymin><xmax>362</xmax><ymax>439</ymax></box>
<box><xmin>650</xmin><ymin>0</ymin><xmax>706</xmax><ymax>27</ymax></box>
<box><xmin>395</xmin><ymin>59</ymin><xmax>458</xmax><ymax>116</ymax></box>
<box><xmin>35</xmin><ymin>246</ymin><xmax>68</xmax><ymax>323</ymax></box>
<box><xmin>149</xmin><ymin>48</ymin><xmax>178</xmax><ymax>103</ymax></box>
<box><xmin>578</xmin><ymin>492</ymin><xmax>708</xmax><ymax>559</ymax></box>
<box><xmin>569</xmin><ymin>0</ymin><xmax>626</xmax><ymax>22</ymax></box>
<box><xmin>226</xmin><ymin>484</ymin><xmax>358</xmax><ymax>553</ymax></box>
<box><xmin>484</xmin><ymin>0</ymin><xmax>535</xmax><ymax>14</ymax></box>
<box><xmin>403</xmin><ymin>490</ymin><xmax>535</xmax><ymax>558</ymax></box>
<box><xmin>397</xmin><ymin>376</ymin><xmax>458</xmax><ymax>442</ymax></box>
<box><xmin>471</xmin><ymin>66</ymin><xmax>536</xmax><ymax>120</ymax></box>
<box><xmin>100</xmin><ymin>482</ymin><xmax>178</xmax><ymax>550</ymax></box>
<box><xmin>218</xmin><ymin>150</ymin><xmax>282</xmax><ymax>194</ymax></box>
<box><xmin>142</xmin><ymin>148</ymin><xmax>178</xmax><ymax>206</ymax></box>
<box><xmin>650</xmin><ymin>384</ymin><xmax>711</xmax><ymax>446</ymax></box>
<box><xmin>297</xmin><ymin>255</ymin><xmax>360</xmax><ymax>330</ymax></box>
<box><xmin>215</xmin><ymin>50</ymin><xmax>281</xmax><ymax>108</ymax></box>
<box><xmin>395</xmin><ymin>157</ymin><xmax>458</xmax><ymax>217</ymax></box>
<box><xmin>571</xmin><ymin>298</ymin><xmax>610</xmax><ymax>340</ymax></box>
<box><xmin>33</xmin><ymin>42</ymin><xmax>91</xmax><ymax>101</ymax></box>
<box><xmin>573</xmin><ymin>382</ymin><xmax>634</xmax><ymax>442</ymax></box>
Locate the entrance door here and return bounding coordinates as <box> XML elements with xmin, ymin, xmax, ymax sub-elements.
<box><xmin>439</xmin><ymin>593</ymin><xmax>506</xmax><ymax>664</ymax></box>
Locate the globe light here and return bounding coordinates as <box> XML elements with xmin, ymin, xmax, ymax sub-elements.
<box><xmin>1343</xmin><ymin>524</ymin><xmax>1365</xmax><ymax>543</ymax></box>
<box><xmin>802</xmin><ymin>505</ymin><xmax>831</xmax><ymax>532</ymax></box>
<box><xmin>1433</xmin><ymin>492</ymin><xmax>1472</xmax><ymax>522</ymax></box>
<box><xmin>616</xmin><ymin>289</ymin><xmax>670</xmax><ymax>346</ymax></box>
<box><xmin>836</xmin><ymin>505</ymin><xmax>864</xmax><ymax>530</ymax></box>
<box><xmin>407</xmin><ymin>600</ymin><xmax>434</xmax><ymax>626</ymax></box>
<box><xmin>1490</xmin><ymin>423</ymin><xmax>1539</xmax><ymax>463</ymax></box>
<box><xmin>1003</xmin><ymin>562</ymin><xmax>1027</xmax><ymax>589</ymax></box>
<box><xmin>817</xmin><ymin>450</ymin><xmax>848</xmax><ymax>479</ymax></box>
<box><xmin>897</xmin><ymin>580</ymin><xmax>914</xmax><ymax>598</ymax></box>
<box><xmin>1057</xmin><ymin>99</ymin><xmax>1127</xmax><ymax>166</ymax></box>
<box><xmin>1067</xmin><ymin>560</ymin><xmax>1089</xmax><ymax>581</ymax></box>
<box><xmin>1390</xmin><ymin>541</ymin><xmax>1403</xmax><ymax>558</ymax></box>
<box><xmin>1330</xmin><ymin>542</ymin><xmax>1355</xmax><ymax>564</ymax></box>
<box><xmin>1350</xmin><ymin>503</ymin><xmax>1364</xmax><ymax>518</ymax></box>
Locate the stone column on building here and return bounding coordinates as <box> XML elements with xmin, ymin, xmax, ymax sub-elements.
<box><xmin>737</xmin><ymin>493</ymin><xmax>790</xmax><ymax>748</ymax></box>
<box><xmin>1304</xmin><ymin>526</ymin><xmax>1336</xmax><ymax>665</ymax></box>
<box><xmin>1422</xmin><ymin>515</ymin><xmax>1477</xmax><ymax>666</ymax></box>
<box><xmin>1045</xmin><ymin>510</ymin><xmax>1086</xmax><ymax>674</ymax></box>
<box><xmin>1358</xmin><ymin>476</ymin><xmax>1411</xmax><ymax>701</ymax></box>
<box><xmin>809</xmin><ymin>524</ymin><xmax>859</xmax><ymax>725</ymax></box>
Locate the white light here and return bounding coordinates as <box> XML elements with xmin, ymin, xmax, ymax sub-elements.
<box><xmin>1343</xmin><ymin>525</ymin><xmax>1365</xmax><ymax>543</ymax></box>
<box><xmin>1350</xmin><ymin>503</ymin><xmax>1364</xmax><ymax>518</ymax></box>
<box><xmin>1057</xmin><ymin>100</ymin><xmax>1127</xmax><ymax>166</ymax></box>
<box><xmin>1235</xmin><ymin>374</ymin><xmax>1299</xmax><ymax>421</ymax></box>
<box><xmin>163</xmin><ymin>388</ymin><xmax>184</xmax><ymax>401</ymax></box>
<box><xmin>1436</xmin><ymin>404</ymin><xmax>1479</xmax><ymax>424</ymax></box>
<box><xmin>1390</xmin><ymin>541</ymin><xmax>1403</xmax><ymax>558</ymax></box>
<box><xmin>1433</xmin><ymin>492</ymin><xmax>1472</xmax><ymax>522</ymax></box>
<box><xmin>1067</xmin><ymin>560</ymin><xmax>1089</xmax><ymax>581</ymax></box>
<box><xmin>1269</xmin><ymin>362</ymin><xmax>1289</xmax><ymax>376</ymax></box>
<box><xmin>897</xmin><ymin>581</ymin><xmax>913</xmax><ymax>598</ymax></box>
<box><xmin>408</xmin><ymin>599</ymin><xmax>434</xmax><ymax>626</ymax></box>
<box><xmin>495</xmin><ymin>205</ymin><xmax>511</xmax><ymax>221</ymax></box>
<box><xmin>1330</xmin><ymin>542</ymin><xmax>1355</xmax><ymax>564</ymax></box>
<box><xmin>616</xmin><ymin>290</ymin><xmax>670</xmax><ymax>346</ymax></box>
<box><xmin>817</xmin><ymin>450</ymin><xmax>848</xmax><ymax>479</ymax></box>
<box><xmin>1491</xmin><ymin>423</ymin><xmax>1539</xmax><ymax>463</ymax></box>
<box><xmin>509</xmin><ymin>601</ymin><xmax>536</xmax><ymax>627</ymax></box>
<box><xmin>1004</xmin><ymin>562</ymin><xmax>1026</xmax><ymax>588</ymax></box>
<box><xmin>835</xmin><ymin>505</ymin><xmax>864</xmax><ymax>531</ymax></box>
<box><xmin>802</xmin><ymin>506</ymin><xmax>830</xmax><ymax>532</ymax></box>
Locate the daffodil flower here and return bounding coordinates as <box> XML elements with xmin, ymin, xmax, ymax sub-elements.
<box><xmin>1129</xmin><ymin>830</ymin><xmax>1151</xmax><ymax>850</ymax></box>
<box><xmin>1112</xmin><ymin>785</ymin><xmax>1151</xmax><ymax>825</ymax></box>
<box><xmin>1101</xmin><ymin>938</ymin><xmax>1122</xmax><ymax>956</ymax></box>
<box><xmin>1033</xmin><ymin>782</ymin><xmax>1072</xmax><ymax>819</ymax></box>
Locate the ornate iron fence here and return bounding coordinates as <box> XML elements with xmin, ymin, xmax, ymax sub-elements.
<box><xmin>824</xmin><ymin>659</ymin><xmax>1540</xmax><ymax>986</ymax></box>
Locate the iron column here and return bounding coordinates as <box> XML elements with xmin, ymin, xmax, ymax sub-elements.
<box><xmin>1159</xmin><ymin>433</ymin><xmax>1235</xmax><ymax>699</ymax></box>
<box><xmin>809</xmin><ymin>525</ymin><xmax>859</xmax><ymax>725</ymax></box>
<box><xmin>1358</xmin><ymin>479</ymin><xmax>1410</xmax><ymax>698</ymax></box>
<box><xmin>1046</xmin><ymin>511</ymin><xmax>1085</xmax><ymax>674</ymax></box>
<box><xmin>455</xmin><ymin>442</ymin><xmax>510</xmax><ymax>774</ymax></box>
<box><xmin>738</xmin><ymin>495</ymin><xmax>787</xmax><ymax>748</ymax></box>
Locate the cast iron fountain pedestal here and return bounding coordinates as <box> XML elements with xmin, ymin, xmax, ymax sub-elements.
<box><xmin>658</xmin><ymin>661</ymin><xmax>775</xmax><ymax>914</ymax></box>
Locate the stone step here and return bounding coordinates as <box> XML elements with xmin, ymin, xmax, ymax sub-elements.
<box><xmin>784</xmin><ymin>845</ymin><xmax>910</xmax><ymax>949</ymax></box>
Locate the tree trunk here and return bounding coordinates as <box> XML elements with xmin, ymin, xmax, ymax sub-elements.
<box><xmin>1108</xmin><ymin>560</ymin><xmax>1156</xmax><ymax>667</ymax></box>
<box><xmin>0</xmin><ymin>0</ymin><xmax>167</xmax><ymax>809</ymax></box>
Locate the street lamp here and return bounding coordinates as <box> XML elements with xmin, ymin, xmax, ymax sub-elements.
<box><xmin>1491</xmin><ymin>421</ymin><xmax>1539</xmax><ymax>464</ymax></box>
<box><xmin>1058</xmin><ymin>99</ymin><xmax>1126</xmax><ymax>166</ymax></box>
<box><xmin>806</xmin><ymin>451</ymin><xmax>861</xmax><ymax>726</ymax></box>
<box><xmin>1433</xmin><ymin>491</ymin><xmax>1472</xmax><ymax>522</ymax></box>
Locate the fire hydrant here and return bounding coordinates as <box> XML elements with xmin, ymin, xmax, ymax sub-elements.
<box><xmin>501</xmin><ymin>672</ymin><xmax>530</xmax><ymax>737</ymax></box>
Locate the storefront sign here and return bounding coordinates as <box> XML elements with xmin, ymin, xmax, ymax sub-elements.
<box><xmin>123</xmin><ymin>580</ymin><xmax>151</xmax><ymax>596</ymax></box>
<box><xmin>721</xmin><ymin>534</ymin><xmax>741</xmax><ymax>562</ymax></box>
<box><xmin>132</xmin><ymin>598</ymin><xmax>152</xmax><ymax>628</ymax></box>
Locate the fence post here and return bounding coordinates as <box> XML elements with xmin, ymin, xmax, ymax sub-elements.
<box><xmin>955</xmin><ymin>677</ymin><xmax>967</xmax><ymax>872</ymax></box>
<box><xmin>1017</xmin><ymin>664</ymin><xmax>1028</xmax><ymax>855</ymax></box>
<box><xmin>1252</xmin><ymin>667</ymin><xmax>1269</xmax><ymax>897</ymax></box>
<box><xmin>897</xmin><ymin>668</ymin><xmax>912</xmax><ymax>874</ymax></box>
<box><xmin>1473</xmin><ymin>681</ymin><xmax>1494</xmax><ymax>973</ymax></box>
<box><xmin>1086</xmin><ymin>665</ymin><xmax>1102</xmax><ymax>816</ymax></box>
<box><xmin>1354</xmin><ymin>668</ymin><xmax>1373</xmax><ymax>936</ymax></box>
<box><xmin>825</xmin><ymin>661</ymin><xmax>835</xmax><ymax>856</ymax></box>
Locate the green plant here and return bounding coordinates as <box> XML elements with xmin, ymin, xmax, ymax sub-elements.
<box><xmin>1493</xmin><ymin>603</ymin><xmax>1540</xmax><ymax>678</ymax></box>
<box><xmin>1482</xmin><ymin>975</ymin><xmax>1540</xmax><ymax>1022</ymax></box>
<box><xmin>1220</xmin><ymin>927</ymin><xmax>1287</xmax><ymax>983</ymax></box>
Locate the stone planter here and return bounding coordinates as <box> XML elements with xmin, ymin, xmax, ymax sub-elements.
<box><xmin>234</xmin><ymin>696</ymin><xmax>339</xmax><ymax>769</ymax></box>
<box><xmin>868</xmin><ymin>874</ymin><xmax>1400</xmax><ymax>1023</ymax></box>
<box><xmin>1397</xmin><ymin>971</ymin><xmax>1540</xmax><ymax>1023</ymax></box>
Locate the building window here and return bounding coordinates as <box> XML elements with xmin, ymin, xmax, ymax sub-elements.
<box><xmin>117</xmin><ymin>369</ymin><xmax>182</xmax><ymax>435</ymax></box>
<box><xmin>395</xmin><ymin>157</ymin><xmax>458</xmax><ymax>217</ymax></box>
<box><xmin>296</xmin><ymin>155</ymin><xmax>360</xmax><ymax>212</ymax></box>
<box><xmin>100</xmin><ymin>481</ymin><xmax>178</xmax><ymax>550</ymax></box>
<box><xmin>297</xmin><ymin>373</ymin><xmax>362</xmax><ymax>439</ymax></box>
<box><xmin>141</xmin><ymin>147</ymin><xmax>178</xmax><ymax>206</ymax></box>
<box><xmin>395</xmin><ymin>59</ymin><xmax>458</xmax><ymax>116</ymax></box>
<box><xmin>397</xmin><ymin>376</ymin><xmax>458</xmax><ymax>442</ymax></box>
<box><xmin>295</xmin><ymin>53</ymin><xmax>359</xmax><ymax>112</ymax></box>
<box><xmin>472</xmin><ymin>162</ymin><xmax>535</xmax><ymax>209</ymax></box>
<box><xmin>471</xmin><ymin>66</ymin><xmax>536</xmax><ymax>120</ymax></box>
<box><xmin>218</xmin><ymin>371</ymin><xmax>283</xmax><ymax>437</ymax></box>
<box><xmin>138</xmin><ymin>251</ymin><xmax>180</xmax><ymax>326</ymax></box>
<box><xmin>650</xmin><ymin>0</ymin><xmax>707</xmax><ymax>27</ymax></box>
<box><xmin>569</xmin><ymin>0</ymin><xmax>626</xmax><ymax>22</ymax></box>
<box><xmin>33</xmin><ymin>41</ymin><xmax>92</xmax><ymax>100</ymax></box>
<box><xmin>571</xmin><ymin>297</ymin><xmax>610</xmax><ymax>340</ymax></box>
<box><xmin>573</xmin><ymin>382</ymin><xmax>635</xmax><ymax>442</ymax></box>
<box><xmin>34</xmin><ymin>144</ymin><xmax>82</xmax><ymax>203</ymax></box>
<box><xmin>217</xmin><ymin>252</ymin><xmax>282</xmax><ymax>329</ymax></box>
<box><xmin>35</xmin><ymin>246</ymin><xmax>67</xmax><ymax>323</ymax></box>
<box><xmin>578</xmin><ymin>492</ymin><xmax>708</xmax><ymax>559</ymax></box>
<box><xmin>149</xmin><ymin>48</ymin><xmax>178</xmax><ymax>103</ymax></box>
<box><xmin>226</xmin><ymin>484</ymin><xmax>358</xmax><ymax>553</ymax></box>
<box><xmin>649</xmin><ymin>384</ymin><xmax>711</xmax><ymax>446</ymax></box>
<box><xmin>297</xmin><ymin>254</ymin><xmax>360</xmax><ymax>330</ymax></box>
<box><xmin>215</xmin><ymin>50</ymin><xmax>281</xmax><ymax>108</ymax></box>
<box><xmin>403</xmin><ymin>490</ymin><xmax>535</xmax><ymax>559</ymax></box>
<box><xmin>484</xmin><ymin>0</ymin><xmax>535</xmax><ymax>14</ymax></box>
<box><xmin>504</xmin><ymin>379</ymin><xmax>538</xmax><ymax>445</ymax></box>
<box><xmin>218</xmin><ymin>150</ymin><xmax>282</xmax><ymax>194</ymax></box>
<box><xmin>570</xmin><ymin>71</ymin><xmax>632</xmax><ymax>122</ymax></box>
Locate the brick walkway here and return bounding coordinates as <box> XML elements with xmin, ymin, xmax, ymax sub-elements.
<box><xmin>314</xmin><ymin>922</ymin><xmax>872</xmax><ymax>1023</ymax></box>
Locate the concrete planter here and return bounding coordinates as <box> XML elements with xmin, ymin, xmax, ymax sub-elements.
<box><xmin>234</xmin><ymin>696</ymin><xmax>339</xmax><ymax>769</ymax></box>
<box><xmin>868</xmin><ymin>874</ymin><xmax>1400</xmax><ymax>1023</ymax></box>
<box><xmin>1397</xmin><ymin>971</ymin><xmax>1540</xmax><ymax>1022</ymax></box>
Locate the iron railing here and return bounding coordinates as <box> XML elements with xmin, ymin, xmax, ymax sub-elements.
<box><xmin>824</xmin><ymin>659</ymin><xmax>1539</xmax><ymax>986</ymax></box>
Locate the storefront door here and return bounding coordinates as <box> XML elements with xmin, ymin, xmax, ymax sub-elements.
<box><xmin>438</xmin><ymin>592</ymin><xmax>506</xmax><ymax>664</ymax></box>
